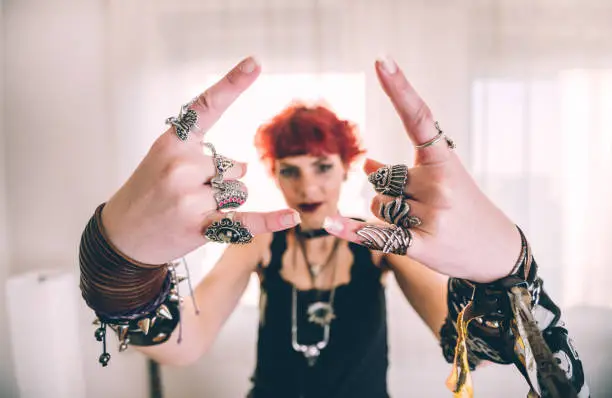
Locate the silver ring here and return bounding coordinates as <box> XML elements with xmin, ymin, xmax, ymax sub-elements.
<box><xmin>367</xmin><ymin>164</ymin><xmax>408</xmax><ymax>197</ymax></box>
<box><xmin>356</xmin><ymin>224</ymin><xmax>412</xmax><ymax>255</ymax></box>
<box><xmin>414</xmin><ymin>122</ymin><xmax>456</xmax><ymax>150</ymax></box>
<box><xmin>379</xmin><ymin>197</ymin><xmax>422</xmax><ymax>229</ymax></box>
<box><xmin>202</xmin><ymin>142</ymin><xmax>244</xmax><ymax>209</ymax></box>
<box><xmin>213</xmin><ymin>180</ymin><xmax>248</xmax><ymax>210</ymax></box>
<box><xmin>204</xmin><ymin>212</ymin><xmax>253</xmax><ymax>244</ymax></box>
<box><xmin>203</xmin><ymin>142</ymin><xmax>235</xmax><ymax>185</ymax></box>
<box><xmin>165</xmin><ymin>99</ymin><xmax>199</xmax><ymax>141</ymax></box>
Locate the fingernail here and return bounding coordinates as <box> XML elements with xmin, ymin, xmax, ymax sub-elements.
<box><xmin>281</xmin><ymin>212</ymin><xmax>301</xmax><ymax>227</ymax></box>
<box><xmin>377</xmin><ymin>55</ymin><xmax>397</xmax><ymax>74</ymax></box>
<box><xmin>323</xmin><ymin>217</ymin><xmax>344</xmax><ymax>234</ymax></box>
<box><xmin>240</xmin><ymin>56</ymin><xmax>259</xmax><ymax>74</ymax></box>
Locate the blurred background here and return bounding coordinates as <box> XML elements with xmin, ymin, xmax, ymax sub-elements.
<box><xmin>1</xmin><ymin>0</ymin><xmax>611</xmax><ymax>397</ymax></box>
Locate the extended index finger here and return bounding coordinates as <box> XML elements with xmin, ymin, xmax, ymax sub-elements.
<box><xmin>165</xmin><ymin>56</ymin><xmax>261</xmax><ymax>146</ymax></box>
<box><xmin>375</xmin><ymin>56</ymin><xmax>450</xmax><ymax>164</ymax></box>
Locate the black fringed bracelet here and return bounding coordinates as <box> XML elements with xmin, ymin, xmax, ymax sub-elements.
<box><xmin>440</xmin><ymin>226</ymin><xmax>579</xmax><ymax>398</ymax></box>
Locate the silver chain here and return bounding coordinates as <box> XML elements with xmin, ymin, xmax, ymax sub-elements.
<box><xmin>290</xmin><ymin>232</ymin><xmax>339</xmax><ymax>366</ymax></box>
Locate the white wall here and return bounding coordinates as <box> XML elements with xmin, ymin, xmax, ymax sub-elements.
<box><xmin>4</xmin><ymin>0</ymin><xmax>112</xmax><ymax>273</ymax></box>
<box><xmin>0</xmin><ymin>0</ymin><xmax>20</xmax><ymax>395</ymax></box>
<box><xmin>3</xmin><ymin>1</ymin><xmax>149</xmax><ymax>397</ymax></box>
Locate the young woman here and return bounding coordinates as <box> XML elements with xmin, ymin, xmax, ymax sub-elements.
<box><xmin>80</xmin><ymin>56</ymin><xmax>589</xmax><ymax>397</ymax></box>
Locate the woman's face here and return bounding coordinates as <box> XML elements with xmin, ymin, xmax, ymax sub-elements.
<box><xmin>274</xmin><ymin>154</ymin><xmax>346</xmax><ymax>229</ymax></box>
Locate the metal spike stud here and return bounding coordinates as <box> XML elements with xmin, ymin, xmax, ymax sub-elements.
<box><xmin>152</xmin><ymin>333</ymin><xmax>168</xmax><ymax>343</ymax></box>
<box><xmin>157</xmin><ymin>304</ymin><xmax>173</xmax><ymax>320</ymax></box>
<box><xmin>137</xmin><ymin>318</ymin><xmax>151</xmax><ymax>335</ymax></box>
<box><xmin>117</xmin><ymin>325</ymin><xmax>129</xmax><ymax>341</ymax></box>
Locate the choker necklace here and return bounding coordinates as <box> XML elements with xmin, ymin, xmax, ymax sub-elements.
<box><xmin>295</xmin><ymin>225</ymin><xmax>329</xmax><ymax>239</ymax></box>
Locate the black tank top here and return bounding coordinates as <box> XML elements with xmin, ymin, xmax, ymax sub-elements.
<box><xmin>248</xmin><ymin>229</ymin><xmax>389</xmax><ymax>398</ymax></box>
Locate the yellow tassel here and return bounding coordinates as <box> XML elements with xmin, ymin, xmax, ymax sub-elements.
<box><xmin>446</xmin><ymin>302</ymin><xmax>475</xmax><ymax>398</ymax></box>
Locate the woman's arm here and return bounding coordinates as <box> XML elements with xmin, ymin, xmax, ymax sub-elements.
<box><xmin>136</xmin><ymin>234</ymin><xmax>270</xmax><ymax>366</ymax></box>
<box><xmin>384</xmin><ymin>253</ymin><xmax>448</xmax><ymax>339</ymax></box>
<box><xmin>80</xmin><ymin>58</ymin><xmax>300</xmax><ymax>368</ymax></box>
<box><xmin>323</xmin><ymin>57</ymin><xmax>589</xmax><ymax>397</ymax></box>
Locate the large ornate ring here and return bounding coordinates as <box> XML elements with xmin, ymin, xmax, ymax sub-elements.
<box><xmin>367</xmin><ymin>164</ymin><xmax>409</xmax><ymax>197</ymax></box>
<box><xmin>379</xmin><ymin>197</ymin><xmax>422</xmax><ymax>229</ymax></box>
<box><xmin>165</xmin><ymin>99</ymin><xmax>199</xmax><ymax>141</ymax></box>
<box><xmin>204</xmin><ymin>212</ymin><xmax>253</xmax><ymax>244</ymax></box>
<box><xmin>356</xmin><ymin>224</ymin><xmax>412</xmax><ymax>255</ymax></box>
<box><xmin>414</xmin><ymin>121</ymin><xmax>456</xmax><ymax>150</ymax></box>
<box><xmin>213</xmin><ymin>180</ymin><xmax>248</xmax><ymax>210</ymax></box>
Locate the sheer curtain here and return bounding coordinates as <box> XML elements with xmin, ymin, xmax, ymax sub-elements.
<box><xmin>104</xmin><ymin>0</ymin><xmax>612</xmax><ymax>395</ymax></box>
<box><xmin>467</xmin><ymin>0</ymin><xmax>612</xmax><ymax>308</ymax></box>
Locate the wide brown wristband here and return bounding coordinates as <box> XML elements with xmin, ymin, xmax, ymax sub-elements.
<box><xmin>79</xmin><ymin>203</ymin><xmax>168</xmax><ymax>314</ymax></box>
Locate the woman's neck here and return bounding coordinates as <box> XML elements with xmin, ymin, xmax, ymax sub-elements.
<box><xmin>297</xmin><ymin>209</ymin><xmax>340</xmax><ymax>234</ymax></box>
<box><xmin>295</xmin><ymin>224</ymin><xmax>329</xmax><ymax>239</ymax></box>
<box><xmin>292</xmin><ymin>227</ymin><xmax>340</xmax><ymax>267</ymax></box>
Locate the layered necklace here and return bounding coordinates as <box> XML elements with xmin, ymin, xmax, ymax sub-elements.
<box><xmin>291</xmin><ymin>226</ymin><xmax>340</xmax><ymax>366</ymax></box>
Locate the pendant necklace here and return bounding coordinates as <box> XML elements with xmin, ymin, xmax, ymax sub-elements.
<box><xmin>291</xmin><ymin>230</ymin><xmax>340</xmax><ymax>366</ymax></box>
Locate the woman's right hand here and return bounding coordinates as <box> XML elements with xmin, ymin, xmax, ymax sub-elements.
<box><xmin>101</xmin><ymin>56</ymin><xmax>300</xmax><ymax>265</ymax></box>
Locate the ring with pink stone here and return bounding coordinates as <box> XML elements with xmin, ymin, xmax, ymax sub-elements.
<box><xmin>213</xmin><ymin>180</ymin><xmax>248</xmax><ymax>210</ymax></box>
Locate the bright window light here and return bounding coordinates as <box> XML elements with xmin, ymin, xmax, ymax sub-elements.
<box><xmin>197</xmin><ymin>73</ymin><xmax>367</xmax><ymax>306</ymax></box>
<box><xmin>471</xmin><ymin>70</ymin><xmax>612</xmax><ymax>308</ymax></box>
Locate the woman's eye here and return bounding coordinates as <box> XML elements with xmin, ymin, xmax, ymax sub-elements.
<box><xmin>317</xmin><ymin>164</ymin><xmax>333</xmax><ymax>173</ymax></box>
<box><xmin>280</xmin><ymin>168</ymin><xmax>298</xmax><ymax>178</ymax></box>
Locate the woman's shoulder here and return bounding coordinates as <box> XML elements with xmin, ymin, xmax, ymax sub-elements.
<box><xmin>254</xmin><ymin>231</ymin><xmax>275</xmax><ymax>249</ymax></box>
<box><xmin>254</xmin><ymin>230</ymin><xmax>287</xmax><ymax>269</ymax></box>
<box><xmin>218</xmin><ymin>231</ymin><xmax>276</xmax><ymax>270</ymax></box>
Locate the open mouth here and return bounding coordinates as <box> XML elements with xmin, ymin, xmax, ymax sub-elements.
<box><xmin>298</xmin><ymin>202</ymin><xmax>323</xmax><ymax>213</ymax></box>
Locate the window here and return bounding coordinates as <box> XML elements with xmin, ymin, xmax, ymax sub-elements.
<box><xmin>471</xmin><ymin>70</ymin><xmax>612</xmax><ymax>307</ymax></box>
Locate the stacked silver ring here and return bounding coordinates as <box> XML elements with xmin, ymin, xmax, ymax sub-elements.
<box><xmin>204</xmin><ymin>211</ymin><xmax>253</xmax><ymax>244</ymax></box>
<box><xmin>356</xmin><ymin>224</ymin><xmax>412</xmax><ymax>255</ymax></box>
<box><xmin>213</xmin><ymin>180</ymin><xmax>248</xmax><ymax>210</ymax></box>
<box><xmin>203</xmin><ymin>143</ymin><xmax>248</xmax><ymax>210</ymax></box>
<box><xmin>379</xmin><ymin>197</ymin><xmax>422</xmax><ymax>229</ymax></box>
<box><xmin>367</xmin><ymin>164</ymin><xmax>408</xmax><ymax>197</ymax></box>
<box><xmin>363</xmin><ymin>163</ymin><xmax>422</xmax><ymax>255</ymax></box>
<box><xmin>166</xmin><ymin>98</ymin><xmax>199</xmax><ymax>141</ymax></box>
<box><xmin>201</xmin><ymin>143</ymin><xmax>252</xmax><ymax>244</ymax></box>
<box><xmin>414</xmin><ymin>121</ymin><xmax>456</xmax><ymax>150</ymax></box>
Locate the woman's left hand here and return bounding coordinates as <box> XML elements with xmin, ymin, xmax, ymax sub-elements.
<box><xmin>324</xmin><ymin>56</ymin><xmax>521</xmax><ymax>283</ymax></box>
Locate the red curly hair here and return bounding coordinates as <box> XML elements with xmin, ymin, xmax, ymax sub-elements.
<box><xmin>254</xmin><ymin>103</ymin><xmax>365</xmax><ymax>174</ymax></box>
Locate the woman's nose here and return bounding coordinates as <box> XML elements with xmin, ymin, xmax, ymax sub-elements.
<box><xmin>300</xmin><ymin>175</ymin><xmax>321</xmax><ymax>198</ymax></box>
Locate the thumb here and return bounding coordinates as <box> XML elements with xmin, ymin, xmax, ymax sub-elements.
<box><xmin>363</xmin><ymin>158</ymin><xmax>386</xmax><ymax>175</ymax></box>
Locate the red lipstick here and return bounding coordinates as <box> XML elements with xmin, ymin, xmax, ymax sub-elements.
<box><xmin>298</xmin><ymin>202</ymin><xmax>322</xmax><ymax>213</ymax></box>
